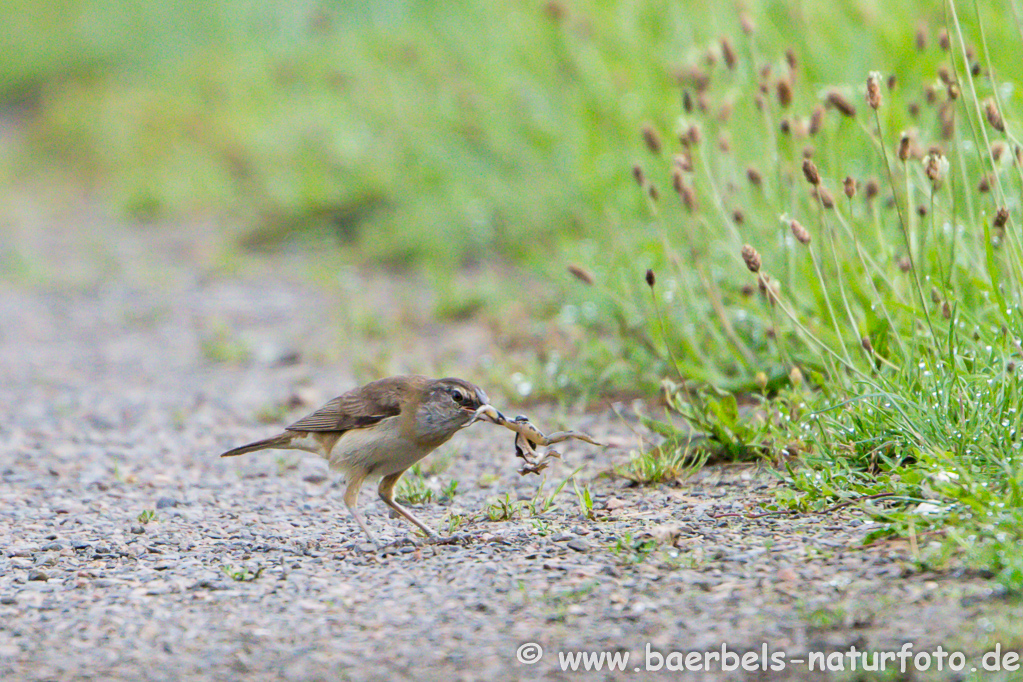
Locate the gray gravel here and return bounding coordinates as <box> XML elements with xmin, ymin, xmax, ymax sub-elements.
<box><xmin>0</xmin><ymin>219</ymin><xmax>1015</xmax><ymax>681</ymax></box>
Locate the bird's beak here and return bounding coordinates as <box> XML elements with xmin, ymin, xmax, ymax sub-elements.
<box><xmin>464</xmin><ymin>403</ymin><xmax>504</xmax><ymax>426</ymax></box>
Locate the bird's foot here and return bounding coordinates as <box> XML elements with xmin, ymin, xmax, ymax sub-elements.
<box><xmin>374</xmin><ymin>536</ymin><xmax>422</xmax><ymax>553</ymax></box>
<box><xmin>424</xmin><ymin>532</ymin><xmax>472</xmax><ymax>546</ymax></box>
<box><xmin>349</xmin><ymin>536</ymin><xmax>415</xmax><ymax>553</ymax></box>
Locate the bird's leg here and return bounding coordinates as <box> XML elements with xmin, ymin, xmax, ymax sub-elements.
<box><xmin>342</xmin><ymin>471</ymin><xmax>378</xmax><ymax>548</ymax></box>
<box><xmin>378</xmin><ymin>471</ymin><xmax>439</xmax><ymax>539</ymax></box>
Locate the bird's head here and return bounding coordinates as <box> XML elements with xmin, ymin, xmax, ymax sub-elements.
<box><xmin>412</xmin><ymin>378</ymin><xmax>501</xmax><ymax>444</ymax></box>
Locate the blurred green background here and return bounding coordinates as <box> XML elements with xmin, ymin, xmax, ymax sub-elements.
<box><xmin>0</xmin><ymin>0</ymin><xmax>1015</xmax><ymax>399</ymax></box>
<box><xmin>6</xmin><ymin>0</ymin><xmax>1007</xmax><ymax>265</ymax></box>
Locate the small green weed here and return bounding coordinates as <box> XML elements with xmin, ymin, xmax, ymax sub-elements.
<box><xmin>485</xmin><ymin>493</ymin><xmax>526</xmax><ymax>522</ymax></box>
<box><xmin>611</xmin><ymin>533</ymin><xmax>657</xmax><ymax>564</ymax></box>
<box><xmin>443</xmin><ymin>513</ymin><xmax>467</xmax><ymax>534</ymax></box>
<box><xmin>530</xmin><ymin>519</ymin><xmax>552</xmax><ymax>536</ymax></box>
<box><xmin>440</xmin><ymin>479</ymin><xmax>459</xmax><ymax>502</ymax></box>
<box><xmin>572</xmin><ymin>478</ymin><xmax>595</xmax><ymax>520</ymax></box>
<box><xmin>396</xmin><ymin>466</ymin><xmax>434</xmax><ymax>505</ymax></box>
<box><xmin>220</xmin><ymin>564</ymin><xmax>264</xmax><ymax>582</ymax></box>
<box><xmin>137</xmin><ymin>509</ymin><xmax>158</xmax><ymax>524</ymax></box>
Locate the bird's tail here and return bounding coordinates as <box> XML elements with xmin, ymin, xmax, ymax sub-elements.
<box><xmin>220</xmin><ymin>433</ymin><xmax>295</xmax><ymax>458</ymax></box>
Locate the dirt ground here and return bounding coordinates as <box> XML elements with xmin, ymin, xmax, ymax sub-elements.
<box><xmin>0</xmin><ymin>204</ymin><xmax>1019</xmax><ymax>681</ymax></box>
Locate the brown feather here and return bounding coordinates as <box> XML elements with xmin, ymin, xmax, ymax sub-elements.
<box><xmin>285</xmin><ymin>375</ymin><xmax>425</xmax><ymax>433</ymax></box>
<box><xmin>220</xmin><ymin>433</ymin><xmax>294</xmax><ymax>457</ymax></box>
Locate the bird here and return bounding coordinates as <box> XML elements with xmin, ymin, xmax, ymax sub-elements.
<box><xmin>220</xmin><ymin>375</ymin><xmax>500</xmax><ymax>546</ymax></box>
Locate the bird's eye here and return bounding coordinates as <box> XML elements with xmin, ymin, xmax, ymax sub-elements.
<box><xmin>451</xmin><ymin>389</ymin><xmax>465</xmax><ymax>403</ymax></box>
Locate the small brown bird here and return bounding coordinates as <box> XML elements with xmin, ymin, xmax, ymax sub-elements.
<box><xmin>221</xmin><ymin>375</ymin><xmax>499</xmax><ymax>546</ymax></box>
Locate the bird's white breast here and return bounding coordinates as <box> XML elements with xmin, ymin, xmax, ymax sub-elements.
<box><xmin>325</xmin><ymin>417</ymin><xmax>434</xmax><ymax>477</ymax></box>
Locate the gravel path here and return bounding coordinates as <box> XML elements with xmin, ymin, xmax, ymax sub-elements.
<box><xmin>0</xmin><ymin>218</ymin><xmax>1014</xmax><ymax>681</ymax></box>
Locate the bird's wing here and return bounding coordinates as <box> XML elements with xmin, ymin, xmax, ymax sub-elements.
<box><xmin>285</xmin><ymin>377</ymin><xmax>411</xmax><ymax>433</ymax></box>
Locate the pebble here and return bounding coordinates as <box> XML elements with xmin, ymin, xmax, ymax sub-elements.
<box><xmin>156</xmin><ymin>497</ymin><xmax>179</xmax><ymax>509</ymax></box>
<box><xmin>27</xmin><ymin>570</ymin><xmax>49</xmax><ymax>582</ymax></box>
<box><xmin>566</xmin><ymin>539</ymin><xmax>590</xmax><ymax>553</ymax></box>
<box><xmin>34</xmin><ymin>553</ymin><xmax>59</xmax><ymax>567</ymax></box>
<box><xmin>777</xmin><ymin>567</ymin><xmax>799</xmax><ymax>582</ymax></box>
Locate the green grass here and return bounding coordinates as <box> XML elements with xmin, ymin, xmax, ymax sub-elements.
<box><xmin>394</xmin><ymin>464</ymin><xmax>433</xmax><ymax>505</ymax></box>
<box><xmin>3</xmin><ymin>1</ymin><xmax>603</xmax><ymax>266</ymax></box>
<box><xmin>481</xmin><ymin>472</ymin><xmax>576</xmax><ymax>522</ymax></box>
<box><xmin>395</xmin><ymin>463</ymin><xmax>459</xmax><ymax>505</ymax></box>
<box><xmin>586</xmin><ymin>0</ymin><xmax>1023</xmax><ymax>587</ymax></box>
<box><xmin>7</xmin><ymin>2</ymin><xmax>1009</xmax><ymax>273</ymax></box>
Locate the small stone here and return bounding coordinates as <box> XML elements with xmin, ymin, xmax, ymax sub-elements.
<box><xmin>71</xmin><ymin>541</ymin><xmax>91</xmax><ymax>550</ymax></box>
<box><xmin>552</xmin><ymin>533</ymin><xmax>575</xmax><ymax>542</ymax></box>
<box><xmin>647</xmin><ymin>524</ymin><xmax>681</xmax><ymax>544</ymax></box>
<box><xmin>357</xmin><ymin>542</ymin><xmax>378</xmax><ymax>553</ymax></box>
<box><xmin>566</xmin><ymin>539</ymin><xmax>590</xmax><ymax>553</ymax></box>
<box><xmin>190</xmin><ymin>579</ymin><xmax>226</xmax><ymax>591</ymax></box>
<box><xmin>34</xmin><ymin>553</ymin><xmax>59</xmax><ymax>567</ymax></box>
<box><xmin>156</xmin><ymin>497</ymin><xmax>178</xmax><ymax>509</ymax></box>
<box><xmin>41</xmin><ymin>542</ymin><xmax>63</xmax><ymax>551</ymax></box>
<box><xmin>302</xmin><ymin>474</ymin><xmax>328</xmax><ymax>484</ymax></box>
<box><xmin>0</xmin><ymin>595</ymin><xmax>16</xmax><ymax>605</ymax></box>
<box><xmin>131</xmin><ymin>524</ymin><xmax>146</xmax><ymax>535</ymax></box>
<box><xmin>777</xmin><ymin>567</ymin><xmax>799</xmax><ymax>582</ymax></box>
<box><xmin>27</xmin><ymin>570</ymin><xmax>49</xmax><ymax>582</ymax></box>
